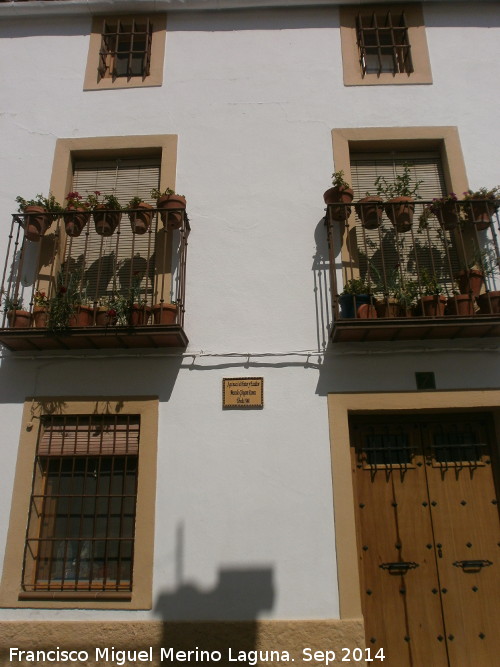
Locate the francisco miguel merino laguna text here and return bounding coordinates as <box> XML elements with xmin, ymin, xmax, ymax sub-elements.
<box><xmin>9</xmin><ymin>647</ymin><xmax>294</xmax><ymax>665</ymax></box>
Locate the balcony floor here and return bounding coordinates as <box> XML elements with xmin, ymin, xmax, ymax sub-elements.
<box><xmin>331</xmin><ymin>315</ymin><xmax>500</xmax><ymax>343</ymax></box>
<box><xmin>0</xmin><ymin>325</ymin><xmax>188</xmax><ymax>352</ymax></box>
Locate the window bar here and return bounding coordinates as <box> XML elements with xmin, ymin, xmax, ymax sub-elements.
<box><xmin>401</xmin><ymin>13</ymin><xmax>413</xmax><ymax>73</ymax></box>
<box><xmin>378</xmin><ymin>221</ymin><xmax>390</xmax><ymax>313</ymax></box>
<box><xmin>143</xmin><ymin>213</ymin><xmax>154</xmax><ymax>317</ymax></box>
<box><xmin>356</xmin><ymin>15</ymin><xmax>367</xmax><ymax>77</ymax></box>
<box><xmin>440</xmin><ymin>227</ymin><xmax>458</xmax><ymax>314</ymax></box>
<box><xmin>144</xmin><ymin>19</ymin><xmax>152</xmax><ymax>78</ymax></box>
<box><xmin>127</xmin><ymin>20</ymin><xmax>135</xmax><ymax>80</ymax></box>
<box><xmin>98</xmin><ymin>20</ymin><xmax>109</xmax><ymax>80</ymax></box>
<box><xmin>373</xmin><ymin>14</ymin><xmax>383</xmax><ymax>77</ymax></box>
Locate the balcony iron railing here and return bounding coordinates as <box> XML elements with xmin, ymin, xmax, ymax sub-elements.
<box><xmin>326</xmin><ymin>198</ymin><xmax>500</xmax><ymax>342</ymax></box>
<box><xmin>0</xmin><ymin>206</ymin><xmax>190</xmax><ymax>351</ymax></box>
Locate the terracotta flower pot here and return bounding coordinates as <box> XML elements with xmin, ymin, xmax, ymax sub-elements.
<box><xmin>63</xmin><ymin>206</ymin><xmax>90</xmax><ymax>237</ymax></box>
<box><xmin>355</xmin><ymin>196</ymin><xmax>384</xmax><ymax>230</ymax></box>
<box><xmin>152</xmin><ymin>302</ymin><xmax>177</xmax><ymax>325</ymax></box>
<box><xmin>94</xmin><ymin>307</ymin><xmax>117</xmax><ymax>326</ymax></box>
<box><xmin>33</xmin><ymin>306</ymin><xmax>48</xmax><ymax>328</ymax></box>
<box><xmin>357</xmin><ymin>303</ymin><xmax>378</xmax><ymax>319</ymax></box>
<box><xmin>22</xmin><ymin>205</ymin><xmax>52</xmax><ymax>242</ymax></box>
<box><xmin>323</xmin><ymin>186</ymin><xmax>354</xmax><ymax>223</ymax></box>
<box><xmin>465</xmin><ymin>200</ymin><xmax>498</xmax><ymax>231</ymax></box>
<box><xmin>375</xmin><ymin>299</ymin><xmax>400</xmax><ymax>318</ymax></box>
<box><xmin>435</xmin><ymin>201</ymin><xmax>460</xmax><ymax>230</ymax></box>
<box><xmin>455</xmin><ymin>269</ymin><xmax>484</xmax><ymax>297</ymax></box>
<box><xmin>446</xmin><ymin>294</ymin><xmax>475</xmax><ymax>316</ymax></box>
<box><xmin>385</xmin><ymin>197</ymin><xmax>415</xmax><ymax>233</ymax></box>
<box><xmin>478</xmin><ymin>291</ymin><xmax>500</xmax><ymax>314</ymax></box>
<box><xmin>419</xmin><ymin>295</ymin><xmax>447</xmax><ymax>317</ymax></box>
<box><xmin>157</xmin><ymin>195</ymin><xmax>186</xmax><ymax>230</ymax></box>
<box><xmin>338</xmin><ymin>294</ymin><xmax>373</xmax><ymax>319</ymax></box>
<box><xmin>129</xmin><ymin>202</ymin><xmax>154</xmax><ymax>235</ymax></box>
<box><xmin>128</xmin><ymin>304</ymin><xmax>152</xmax><ymax>326</ymax></box>
<box><xmin>93</xmin><ymin>205</ymin><xmax>122</xmax><ymax>236</ymax></box>
<box><xmin>7</xmin><ymin>309</ymin><xmax>31</xmax><ymax>328</ymax></box>
<box><xmin>68</xmin><ymin>305</ymin><xmax>94</xmax><ymax>327</ymax></box>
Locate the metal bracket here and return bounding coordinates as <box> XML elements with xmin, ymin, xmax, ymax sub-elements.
<box><xmin>453</xmin><ymin>559</ymin><xmax>493</xmax><ymax>572</ymax></box>
<box><xmin>380</xmin><ymin>561</ymin><xmax>419</xmax><ymax>574</ymax></box>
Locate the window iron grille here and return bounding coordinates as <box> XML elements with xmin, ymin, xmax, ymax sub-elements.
<box><xmin>22</xmin><ymin>415</ymin><xmax>139</xmax><ymax>593</ymax></box>
<box><xmin>98</xmin><ymin>19</ymin><xmax>153</xmax><ymax>81</ymax></box>
<box><xmin>356</xmin><ymin>11</ymin><xmax>413</xmax><ymax>77</ymax></box>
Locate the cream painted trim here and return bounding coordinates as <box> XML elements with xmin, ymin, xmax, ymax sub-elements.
<box><xmin>50</xmin><ymin>134</ymin><xmax>178</xmax><ymax>204</ymax></box>
<box><xmin>84</xmin><ymin>14</ymin><xmax>167</xmax><ymax>91</ymax></box>
<box><xmin>340</xmin><ymin>4</ymin><xmax>432</xmax><ymax>86</ymax></box>
<box><xmin>330</xmin><ymin>126</ymin><xmax>468</xmax><ymax>276</ymax></box>
<box><xmin>0</xmin><ymin>397</ymin><xmax>158</xmax><ymax>609</ymax></box>
<box><xmin>328</xmin><ymin>390</ymin><xmax>500</xmax><ymax>620</ymax></box>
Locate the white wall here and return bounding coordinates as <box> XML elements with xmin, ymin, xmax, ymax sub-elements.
<box><xmin>0</xmin><ymin>3</ymin><xmax>499</xmax><ymax>621</ymax></box>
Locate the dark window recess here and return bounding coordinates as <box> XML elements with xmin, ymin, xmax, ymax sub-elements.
<box><xmin>415</xmin><ymin>372</ymin><xmax>436</xmax><ymax>390</ymax></box>
<box><xmin>22</xmin><ymin>415</ymin><xmax>139</xmax><ymax>593</ymax></box>
<box><xmin>98</xmin><ymin>19</ymin><xmax>152</xmax><ymax>80</ymax></box>
<box><xmin>363</xmin><ymin>433</ymin><xmax>413</xmax><ymax>465</ymax></box>
<box><xmin>433</xmin><ymin>431</ymin><xmax>485</xmax><ymax>463</ymax></box>
<box><xmin>356</xmin><ymin>12</ymin><xmax>413</xmax><ymax>77</ymax></box>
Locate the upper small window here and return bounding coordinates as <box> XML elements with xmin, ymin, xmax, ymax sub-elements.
<box><xmin>84</xmin><ymin>15</ymin><xmax>166</xmax><ymax>91</ymax></box>
<box><xmin>340</xmin><ymin>4</ymin><xmax>432</xmax><ymax>86</ymax></box>
<box><xmin>356</xmin><ymin>11</ymin><xmax>413</xmax><ymax>77</ymax></box>
<box><xmin>98</xmin><ymin>18</ymin><xmax>153</xmax><ymax>81</ymax></box>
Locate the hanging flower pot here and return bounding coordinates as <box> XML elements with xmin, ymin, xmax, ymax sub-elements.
<box><xmin>152</xmin><ymin>302</ymin><xmax>177</xmax><ymax>325</ymax></box>
<box><xmin>436</xmin><ymin>201</ymin><xmax>460</xmax><ymax>230</ymax></box>
<box><xmin>478</xmin><ymin>291</ymin><xmax>500</xmax><ymax>314</ymax></box>
<box><xmin>455</xmin><ymin>269</ymin><xmax>484</xmax><ymax>297</ymax></box>
<box><xmin>324</xmin><ymin>185</ymin><xmax>354</xmax><ymax>223</ymax></box>
<box><xmin>355</xmin><ymin>196</ymin><xmax>384</xmax><ymax>230</ymax></box>
<box><xmin>63</xmin><ymin>206</ymin><xmax>90</xmax><ymax>238</ymax></box>
<box><xmin>7</xmin><ymin>309</ymin><xmax>31</xmax><ymax>328</ymax></box>
<box><xmin>446</xmin><ymin>294</ymin><xmax>475</xmax><ymax>316</ymax></box>
<box><xmin>463</xmin><ymin>187</ymin><xmax>500</xmax><ymax>230</ymax></box>
<box><xmin>128</xmin><ymin>304</ymin><xmax>152</xmax><ymax>326</ymax></box>
<box><xmin>156</xmin><ymin>194</ymin><xmax>187</xmax><ymax>230</ymax></box>
<box><xmin>22</xmin><ymin>206</ymin><xmax>53</xmax><ymax>242</ymax></box>
<box><xmin>128</xmin><ymin>201</ymin><xmax>154</xmax><ymax>235</ymax></box>
<box><xmin>418</xmin><ymin>295</ymin><xmax>447</xmax><ymax>317</ymax></box>
<box><xmin>385</xmin><ymin>197</ymin><xmax>415</xmax><ymax>233</ymax></box>
<box><xmin>93</xmin><ymin>205</ymin><xmax>122</xmax><ymax>236</ymax></box>
<box><xmin>68</xmin><ymin>305</ymin><xmax>94</xmax><ymax>327</ymax></box>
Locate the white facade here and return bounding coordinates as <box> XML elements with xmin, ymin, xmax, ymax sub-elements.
<box><xmin>0</xmin><ymin>0</ymin><xmax>499</xmax><ymax>633</ymax></box>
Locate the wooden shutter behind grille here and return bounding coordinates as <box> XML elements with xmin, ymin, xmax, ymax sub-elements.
<box><xmin>38</xmin><ymin>416</ymin><xmax>140</xmax><ymax>456</ymax></box>
<box><xmin>349</xmin><ymin>153</ymin><xmax>458</xmax><ymax>290</ymax></box>
<box><xmin>69</xmin><ymin>159</ymin><xmax>160</xmax><ymax>298</ymax></box>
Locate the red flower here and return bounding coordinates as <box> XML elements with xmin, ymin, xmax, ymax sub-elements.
<box><xmin>59</xmin><ymin>286</ymin><xmax>67</xmax><ymax>294</ymax></box>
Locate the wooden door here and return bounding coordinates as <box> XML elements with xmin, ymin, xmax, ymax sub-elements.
<box><xmin>350</xmin><ymin>414</ymin><xmax>500</xmax><ymax>667</ymax></box>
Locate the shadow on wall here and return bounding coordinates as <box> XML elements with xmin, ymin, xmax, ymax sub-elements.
<box><xmin>154</xmin><ymin>568</ymin><xmax>274</xmax><ymax>666</ymax></box>
<box><xmin>312</xmin><ymin>217</ymin><xmax>333</xmax><ymax>353</ymax></box>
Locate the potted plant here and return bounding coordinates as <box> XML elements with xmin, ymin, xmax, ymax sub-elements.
<box><xmin>323</xmin><ymin>171</ymin><xmax>354</xmax><ymax>223</ymax></box>
<box><xmin>446</xmin><ymin>290</ymin><xmax>475</xmax><ymax>316</ymax></box>
<box><xmin>112</xmin><ymin>273</ymin><xmax>152</xmax><ymax>326</ymax></box>
<box><xmin>94</xmin><ymin>296</ymin><xmax>118</xmax><ymax>327</ymax></box>
<box><xmin>417</xmin><ymin>269</ymin><xmax>447</xmax><ymax>316</ymax></box>
<box><xmin>63</xmin><ymin>192</ymin><xmax>91</xmax><ymax>237</ymax></box>
<box><xmin>375</xmin><ymin>163</ymin><xmax>423</xmax><ymax>233</ymax></box>
<box><xmin>355</xmin><ymin>192</ymin><xmax>384</xmax><ymax>230</ymax></box>
<box><xmin>47</xmin><ymin>271</ymin><xmax>92</xmax><ymax>330</ymax></box>
<box><xmin>338</xmin><ymin>277</ymin><xmax>376</xmax><ymax>319</ymax></box>
<box><xmin>3</xmin><ymin>296</ymin><xmax>31</xmax><ymax>328</ymax></box>
<box><xmin>418</xmin><ymin>193</ymin><xmax>461</xmax><ymax>231</ymax></box>
<box><xmin>33</xmin><ymin>289</ymin><xmax>49</xmax><ymax>328</ymax></box>
<box><xmin>152</xmin><ymin>300</ymin><xmax>178</xmax><ymax>325</ymax></box>
<box><xmin>87</xmin><ymin>191</ymin><xmax>122</xmax><ymax>236</ymax></box>
<box><xmin>151</xmin><ymin>187</ymin><xmax>186</xmax><ymax>230</ymax></box>
<box><xmin>463</xmin><ymin>186</ymin><xmax>500</xmax><ymax>230</ymax></box>
<box><xmin>16</xmin><ymin>193</ymin><xmax>63</xmax><ymax>242</ymax></box>
<box><xmin>127</xmin><ymin>196</ymin><xmax>154</xmax><ymax>235</ymax></box>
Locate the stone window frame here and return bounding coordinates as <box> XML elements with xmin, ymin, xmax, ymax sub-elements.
<box><xmin>84</xmin><ymin>14</ymin><xmax>167</xmax><ymax>91</ymax></box>
<box><xmin>339</xmin><ymin>4</ymin><xmax>432</xmax><ymax>86</ymax></box>
<box><xmin>0</xmin><ymin>397</ymin><xmax>158</xmax><ymax>609</ymax></box>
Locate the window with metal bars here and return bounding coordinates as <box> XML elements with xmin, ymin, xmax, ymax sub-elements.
<box><xmin>98</xmin><ymin>19</ymin><xmax>152</xmax><ymax>81</ymax></box>
<box><xmin>22</xmin><ymin>415</ymin><xmax>139</xmax><ymax>593</ymax></box>
<box><xmin>356</xmin><ymin>11</ymin><xmax>413</xmax><ymax>77</ymax></box>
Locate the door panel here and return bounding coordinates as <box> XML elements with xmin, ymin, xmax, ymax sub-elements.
<box><xmin>350</xmin><ymin>414</ymin><xmax>500</xmax><ymax>667</ymax></box>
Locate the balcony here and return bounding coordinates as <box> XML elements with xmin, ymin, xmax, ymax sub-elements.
<box><xmin>0</xmin><ymin>206</ymin><xmax>189</xmax><ymax>352</ymax></box>
<box><xmin>325</xmin><ymin>198</ymin><xmax>500</xmax><ymax>343</ymax></box>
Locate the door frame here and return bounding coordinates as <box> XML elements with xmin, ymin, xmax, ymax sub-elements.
<box><xmin>327</xmin><ymin>390</ymin><xmax>500</xmax><ymax>622</ymax></box>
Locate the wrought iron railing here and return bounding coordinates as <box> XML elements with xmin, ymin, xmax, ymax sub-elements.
<box><xmin>325</xmin><ymin>198</ymin><xmax>500</xmax><ymax>321</ymax></box>
<box><xmin>0</xmin><ymin>206</ymin><xmax>190</xmax><ymax>332</ymax></box>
